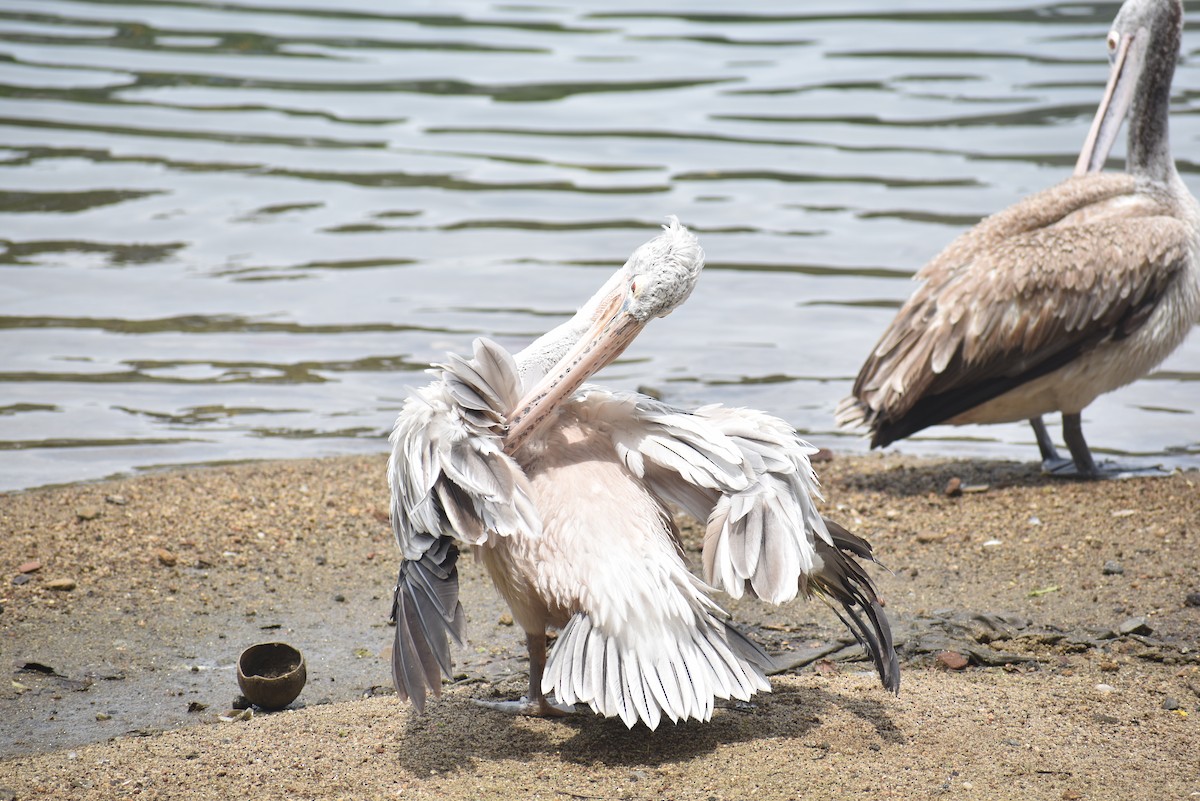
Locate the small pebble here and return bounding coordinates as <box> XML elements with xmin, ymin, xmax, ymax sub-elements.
<box><xmin>95</xmin><ymin>712</ymin><xmax>111</xmax><ymax>721</ymax></box>
<box><xmin>1162</xmin><ymin>697</ymin><xmax>1181</xmax><ymax>711</ymax></box>
<box><xmin>1102</xmin><ymin>560</ymin><xmax>1124</xmax><ymax>576</ymax></box>
<box><xmin>916</xmin><ymin>530</ymin><xmax>947</xmax><ymax>544</ymax></box>
<box><xmin>1098</xmin><ymin>660</ymin><xmax>1119</xmax><ymax>673</ymax></box>
<box><xmin>1185</xmin><ymin>593</ymin><xmax>1200</xmax><ymax>608</ymax></box>
<box><xmin>936</xmin><ymin>651</ymin><xmax>969</xmax><ymax>670</ymax></box>
<box><xmin>498</xmin><ymin>613</ymin><xmax>513</xmax><ymax>627</ymax></box>
<box><xmin>105</xmin><ymin>494</ymin><xmax>127</xmax><ymax>506</ymax></box>
<box><xmin>944</xmin><ymin>477</ymin><xmax>963</xmax><ymax>497</ymax></box>
<box><xmin>155</xmin><ymin>548</ymin><xmax>178</xmax><ymax>567</ymax></box>
<box><xmin>11</xmin><ymin>574</ymin><xmax>31</xmax><ymax>586</ymax></box>
<box><xmin>1095</xmin><ymin>683</ymin><xmax>1116</xmax><ymax>694</ymax></box>
<box><xmin>333</xmin><ymin>594</ymin><xmax>346</xmax><ymax>603</ymax></box>
<box><xmin>45</xmin><ymin>578</ymin><xmax>77</xmax><ymax>592</ymax></box>
<box><xmin>75</xmin><ymin>506</ymin><xmax>102</xmax><ymax>521</ymax></box>
<box><xmin>814</xmin><ymin>659</ymin><xmax>839</xmax><ymax>677</ymax></box>
<box><xmin>1117</xmin><ymin>617</ymin><xmax>1152</xmax><ymax>636</ymax></box>
<box><xmin>18</xmin><ymin>560</ymin><xmax>42</xmax><ymax>574</ymax></box>
<box><xmin>187</xmin><ymin>701</ymin><xmax>209</xmax><ymax>713</ymax></box>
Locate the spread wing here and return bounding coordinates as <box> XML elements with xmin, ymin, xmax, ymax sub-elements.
<box><xmin>578</xmin><ymin>388</ymin><xmax>899</xmax><ymax>693</ymax></box>
<box><xmin>387</xmin><ymin>338</ymin><xmax>541</xmax><ymax>710</ymax></box>
<box><xmin>839</xmin><ymin>173</ymin><xmax>1192</xmax><ymax>445</ymax></box>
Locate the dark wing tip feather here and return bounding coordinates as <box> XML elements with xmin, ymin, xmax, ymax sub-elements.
<box><xmin>723</xmin><ymin>619</ymin><xmax>778</xmax><ymax>674</ymax></box>
<box><xmin>813</xmin><ymin>520</ymin><xmax>900</xmax><ymax>694</ymax></box>
<box><xmin>823</xmin><ymin>517</ymin><xmax>876</xmax><ymax>561</ymax></box>
<box><xmin>390</xmin><ymin>539</ymin><xmax>466</xmax><ymax>711</ymax></box>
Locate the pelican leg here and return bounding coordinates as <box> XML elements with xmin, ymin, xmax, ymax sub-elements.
<box><xmin>1061</xmin><ymin>413</ymin><xmax>1101</xmax><ymax>478</ymax></box>
<box><xmin>524</xmin><ymin>631</ymin><xmax>573</xmax><ymax>717</ymax></box>
<box><xmin>1030</xmin><ymin>416</ymin><xmax>1074</xmax><ymax>474</ymax></box>
<box><xmin>472</xmin><ymin>631</ymin><xmax>576</xmax><ymax>717</ymax></box>
<box><xmin>1053</xmin><ymin>413</ymin><xmax>1170</xmax><ymax>479</ymax></box>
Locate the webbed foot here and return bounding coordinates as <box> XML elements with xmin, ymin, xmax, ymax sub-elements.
<box><xmin>472</xmin><ymin>696</ymin><xmax>577</xmax><ymax>717</ymax></box>
<box><xmin>1042</xmin><ymin>458</ymin><xmax>1172</xmax><ymax>480</ymax></box>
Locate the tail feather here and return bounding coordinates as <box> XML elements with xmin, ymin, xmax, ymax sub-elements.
<box><xmin>810</xmin><ymin>518</ymin><xmax>900</xmax><ymax>694</ymax></box>
<box><xmin>834</xmin><ymin>395</ymin><xmax>873</xmax><ymax>432</ymax></box>
<box><xmin>544</xmin><ymin>611</ymin><xmax>773</xmax><ymax>730</ymax></box>
<box><xmin>389</xmin><ymin>538</ymin><xmax>465</xmax><ymax>711</ymax></box>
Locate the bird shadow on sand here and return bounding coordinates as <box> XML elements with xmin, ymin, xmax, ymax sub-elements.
<box><xmin>831</xmin><ymin>457</ymin><xmax>1064</xmax><ymax>498</ymax></box>
<box><xmin>393</xmin><ymin>682</ymin><xmax>901</xmax><ymax>777</ymax></box>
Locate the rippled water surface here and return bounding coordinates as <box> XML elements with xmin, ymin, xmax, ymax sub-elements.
<box><xmin>2</xmin><ymin>0</ymin><xmax>1199</xmax><ymax>491</ymax></box>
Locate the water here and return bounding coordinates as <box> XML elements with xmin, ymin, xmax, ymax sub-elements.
<box><xmin>2</xmin><ymin>0</ymin><xmax>1198</xmax><ymax>493</ymax></box>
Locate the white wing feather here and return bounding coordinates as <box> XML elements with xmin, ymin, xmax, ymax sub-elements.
<box><xmin>389</xmin><ymin>338</ymin><xmax>540</xmax><ymax>559</ymax></box>
<box><xmin>388</xmin><ymin>338</ymin><xmax>541</xmax><ymax>710</ymax></box>
<box><xmin>576</xmin><ymin>389</ymin><xmax>828</xmax><ymax>606</ymax></box>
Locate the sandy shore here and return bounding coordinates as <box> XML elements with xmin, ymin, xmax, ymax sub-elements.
<box><xmin>1</xmin><ymin>452</ymin><xmax>1198</xmax><ymax>800</ymax></box>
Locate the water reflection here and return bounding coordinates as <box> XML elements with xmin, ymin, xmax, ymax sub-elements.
<box><xmin>0</xmin><ymin>0</ymin><xmax>1196</xmax><ymax>491</ymax></box>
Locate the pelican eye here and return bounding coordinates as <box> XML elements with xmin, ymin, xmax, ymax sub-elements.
<box><xmin>1106</xmin><ymin>31</ymin><xmax>1119</xmax><ymax>54</ymax></box>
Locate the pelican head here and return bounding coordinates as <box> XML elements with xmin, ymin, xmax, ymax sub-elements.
<box><xmin>504</xmin><ymin>217</ymin><xmax>704</xmax><ymax>452</ymax></box>
<box><xmin>1075</xmin><ymin>0</ymin><xmax>1182</xmax><ymax>178</ymax></box>
<box><xmin>620</xmin><ymin>215</ymin><xmax>704</xmax><ymax>322</ymax></box>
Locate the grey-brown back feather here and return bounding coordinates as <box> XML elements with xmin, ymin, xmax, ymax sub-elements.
<box><xmin>839</xmin><ymin>173</ymin><xmax>1190</xmax><ymax>442</ymax></box>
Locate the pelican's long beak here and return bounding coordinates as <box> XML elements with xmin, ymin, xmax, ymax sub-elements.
<box><xmin>1074</xmin><ymin>28</ymin><xmax>1147</xmax><ymax>176</ymax></box>
<box><xmin>504</xmin><ymin>280</ymin><xmax>644</xmax><ymax>454</ymax></box>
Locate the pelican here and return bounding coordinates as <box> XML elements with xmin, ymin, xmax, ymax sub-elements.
<box><xmin>388</xmin><ymin>218</ymin><xmax>898</xmax><ymax>730</ymax></box>
<box><xmin>836</xmin><ymin>0</ymin><xmax>1200</xmax><ymax>478</ymax></box>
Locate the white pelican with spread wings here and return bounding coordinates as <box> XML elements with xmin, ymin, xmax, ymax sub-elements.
<box><xmin>388</xmin><ymin>218</ymin><xmax>898</xmax><ymax>729</ymax></box>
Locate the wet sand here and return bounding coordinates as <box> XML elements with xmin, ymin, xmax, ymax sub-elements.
<box><xmin>1</xmin><ymin>452</ymin><xmax>1198</xmax><ymax>800</ymax></box>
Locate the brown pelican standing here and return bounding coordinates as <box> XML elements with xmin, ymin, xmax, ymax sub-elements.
<box><xmin>837</xmin><ymin>0</ymin><xmax>1200</xmax><ymax>477</ymax></box>
<box><xmin>388</xmin><ymin>218</ymin><xmax>898</xmax><ymax>729</ymax></box>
